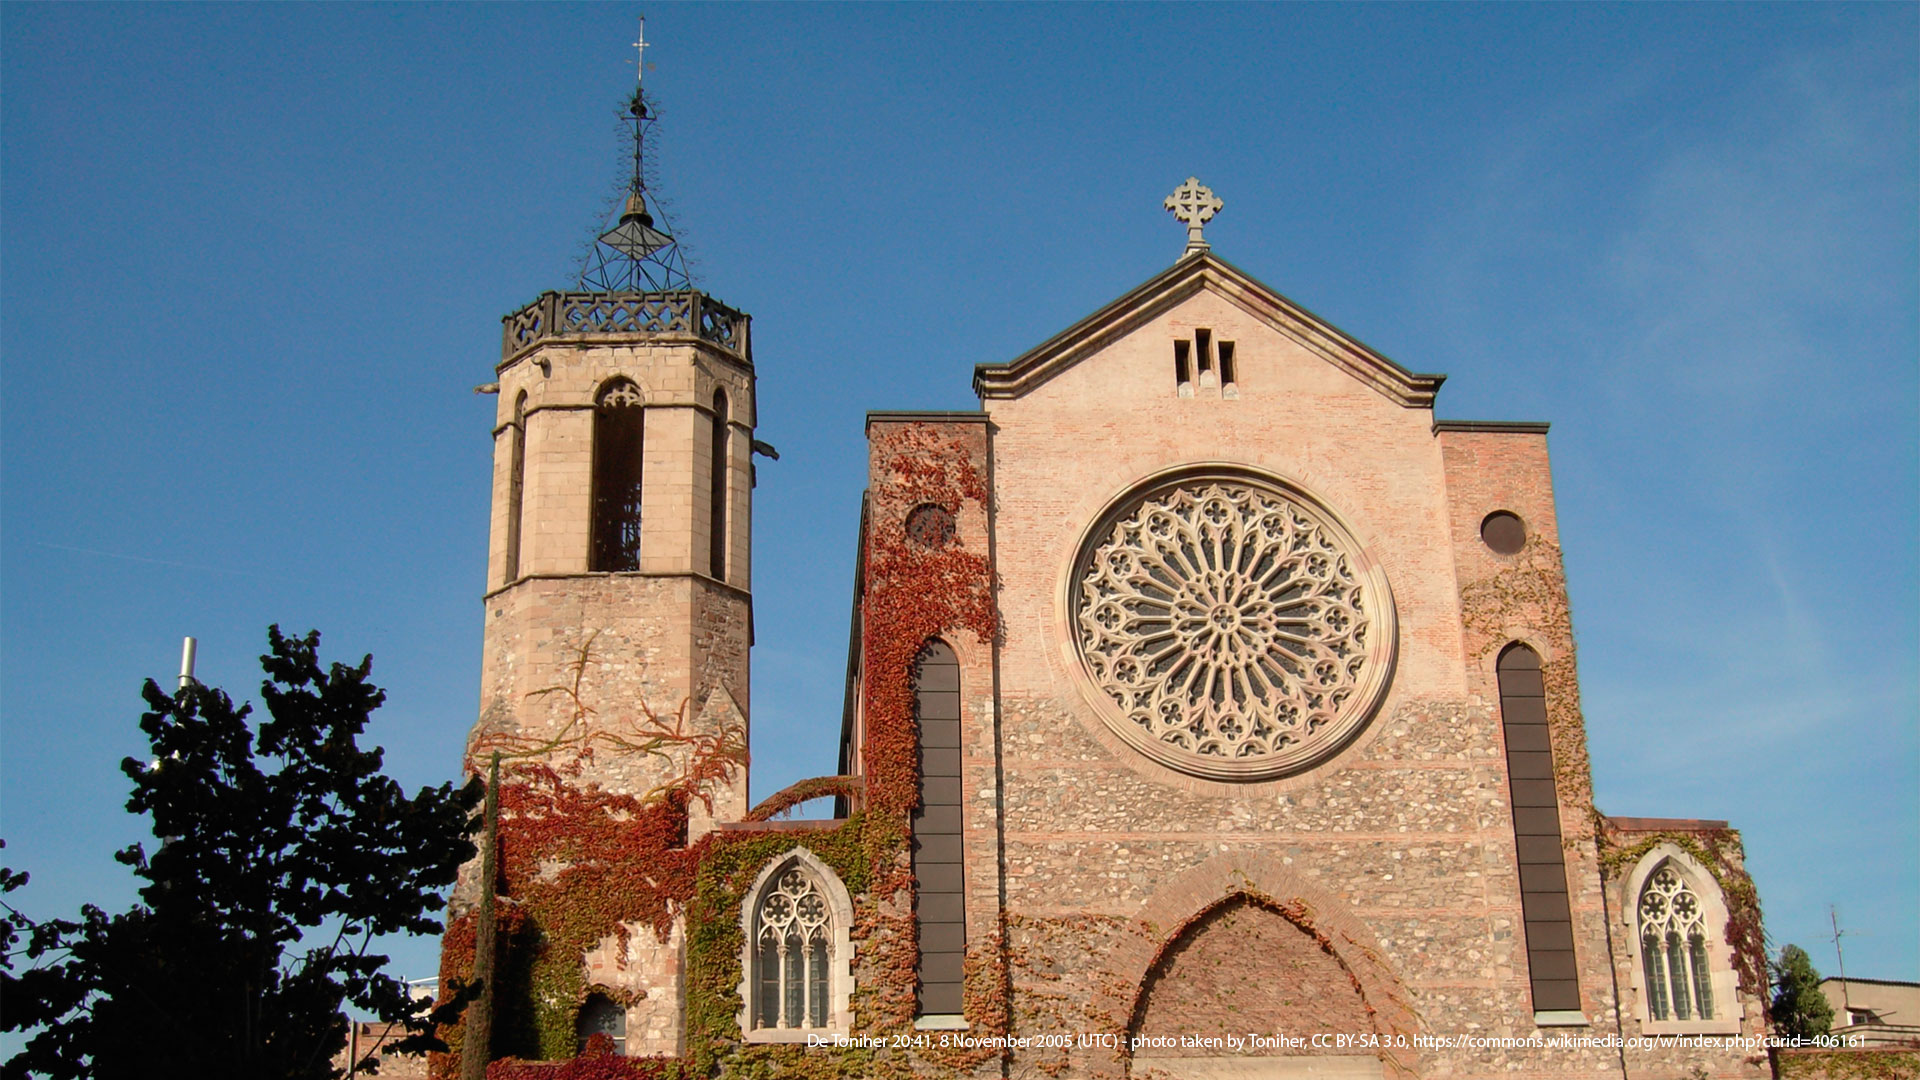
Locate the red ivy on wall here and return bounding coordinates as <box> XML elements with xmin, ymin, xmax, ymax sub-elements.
<box><xmin>852</xmin><ymin>422</ymin><xmax>1003</xmax><ymax>1054</ymax></box>
<box><xmin>440</xmin><ymin>420</ymin><xmax>1003</xmax><ymax>1077</ymax></box>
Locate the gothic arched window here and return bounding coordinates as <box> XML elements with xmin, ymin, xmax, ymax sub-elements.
<box><xmin>710</xmin><ymin>389</ymin><xmax>728</xmax><ymax>581</ymax></box>
<box><xmin>1638</xmin><ymin>861</ymin><xmax>1714</xmax><ymax>1021</ymax></box>
<box><xmin>590</xmin><ymin>379</ymin><xmax>645</xmax><ymax>571</ymax></box>
<box><xmin>740</xmin><ymin>850</ymin><xmax>853</xmax><ymax>1040</ymax></box>
<box><xmin>1623</xmin><ymin>844</ymin><xmax>1740</xmax><ymax>1034</ymax></box>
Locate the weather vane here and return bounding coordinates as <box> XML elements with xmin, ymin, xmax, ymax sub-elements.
<box><xmin>582</xmin><ymin>14</ymin><xmax>691</xmax><ymax>293</ymax></box>
<box><xmin>1165</xmin><ymin>177</ymin><xmax>1223</xmax><ymax>256</ymax></box>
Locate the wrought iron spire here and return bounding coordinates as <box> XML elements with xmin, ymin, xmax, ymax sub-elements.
<box><xmin>582</xmin><ymin>15</ymin><xmax>691</xmax><ymax>292</ymax></box>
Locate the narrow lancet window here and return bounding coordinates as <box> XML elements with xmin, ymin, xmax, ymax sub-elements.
<box><xmin>590</xmin><ymin>379</ymin><xmax>645</xmax><ymax>571</ymax></box>
<box><xmin>1174</xmin><ymin>339</ymin><xmax>1193</xmax><ymax>393</ymax></box>
<box><xmin>710</xmin><ymin>389</ymin><xmax>729</xmax><ymax>581</ymax></box>
<box><xmin>1498</xmin><ymin>643</ymin><xmax>1581</xmax><ymax>1015</ymax></box>
<box><xmin>1218</xmin><ymin>340</ymin><xmax>1237</xmax><ymax>390</ymax></box>
<box><xmin>505</xmin><ymin>391</ymin><xmax>527</xmax><ymax>583</ymax></box>
<box><xmin>912</xmin><ymin>640</ymin><xmax>965</xmax><ymax>1016</ymax></box>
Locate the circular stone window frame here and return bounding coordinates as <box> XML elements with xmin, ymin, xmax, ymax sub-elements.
<box><xmin>1061</xmin><ymin>464</ymin><xmax>1399</xmax><ymax>782</ymax></box>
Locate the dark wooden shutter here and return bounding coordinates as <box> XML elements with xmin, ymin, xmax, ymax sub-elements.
<box><xmin>912</xmin><ymin>640</ymin><xmax>965</xmax><ymax>1015</ymax></box>
<box><xmin>1499</xmin><ymin>644</ymin><xmax>1581</xmax><ymax>1013</ymax></box>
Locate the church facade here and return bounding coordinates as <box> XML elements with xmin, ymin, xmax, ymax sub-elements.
<box><xmin>443</xmin><ymin>182</ymin><xmax>1772</xmax><ymax>1080</ymax></box>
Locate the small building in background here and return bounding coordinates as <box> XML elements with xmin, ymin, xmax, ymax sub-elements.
<box><xmin>1821</xmin><ymin>976</ymin><xmax>1920</xmax><ymax>1046</ymax></box>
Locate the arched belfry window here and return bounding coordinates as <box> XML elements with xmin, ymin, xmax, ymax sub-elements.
<box><xmin>709</xmin><ymin>389</ymin><xmax>728</xmax><ymax>581</ymax></box>
<box><xmin>740</xmin><ymin>850</ymin><xmax>853</xmax><ymax>1040</ymax></box>
<box><xmin>505</xmin><ymin>391</ymin><xmax>527</xmax><ymax>583</ymax></box>
<box><xmin>590</xmin><ymin>379</ymin><xmax>645</xmax><ymax>571</ymax></box>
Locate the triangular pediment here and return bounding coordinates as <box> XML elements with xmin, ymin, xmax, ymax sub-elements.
<box><xmin>972</xmin><ymin>252</ymin><xmax>1444</xmax><ymax>408</ymax></box>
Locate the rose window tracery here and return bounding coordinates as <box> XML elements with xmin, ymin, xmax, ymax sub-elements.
<box><xmin>1071</xmin><ymin>473</ymin><xmax>1395</xmax><ymax>779</ymax></box>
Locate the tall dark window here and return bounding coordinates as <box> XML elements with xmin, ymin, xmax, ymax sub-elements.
<box><xmin>710</xmin><ymin>389</ymin><xmax>728</xmax><ymax>581</ymax></box>
<box><xmin>1498</xmin><ymin>643</ymin><xmax>1581</xmax><ymax>1014</ymax></box>
<box><xmin>505</xmin><ymin>391</ymin><xmax>527</xmax><ymax>583</ymax></box>
<box><xmin>912</xmin><ymin>640</ymin><xmax>964</xmax><ymax>1016</ymax></box>
<box><xmin>590</xmin><ymin>379</ymin><xmax>645</xmax><ymax>571</ymax></box>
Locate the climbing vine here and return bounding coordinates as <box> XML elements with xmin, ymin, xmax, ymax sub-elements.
<box><xmin>742</xmin><ymin>776</ymin><xmax>864</xmax><ymax>823</ymax></box>
<box><xmin>488</xmin><ymin>1034</ymin><xmax>691</xmax><ymax>1079</ymax></box>
<box><xmin>441</xmin><ymin>421</ymin><xmax>1000</xmax><ymax>1079</ymax></box>
<box><xmin>835</xmin><ymin>420</ymin><xmax>1002</xmax><ymax>1066</ymax></box>
<box><xmin>1457</xmin><ymin>537</ymin><xmax>1596</xmax><ymax>835</ymax></box>
<box><xmin>434</xmin><ymin>634</ymin><xmax>746</xmax><ymax>1075</ymax></box>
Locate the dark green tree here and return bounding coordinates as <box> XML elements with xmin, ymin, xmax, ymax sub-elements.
<box><xmin>1770</xmin><ymin>943</ymin><xmax>1835</xmax><ymax>1039</ymax></box>
<box><xmin>2</xmin><ymin>628</ymin><xmax>481</xmax><ymax>1080</ymax></box>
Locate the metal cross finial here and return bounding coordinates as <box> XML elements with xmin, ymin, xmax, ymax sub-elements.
<box><xmin>1165</xmin><ymin>177</ymin><xmax>1223</xmax><ymax>255</ymax></box>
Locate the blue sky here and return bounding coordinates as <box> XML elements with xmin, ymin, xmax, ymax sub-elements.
<box><xmin>3</xmin><ymin>3</ymin><xmax>1914</xmax><ymax>994</ymax></box>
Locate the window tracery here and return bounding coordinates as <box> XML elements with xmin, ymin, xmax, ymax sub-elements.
<box><xmin>741</xmin><ymin>851</ymin><xmax>851</xmax><ymax>1040</ymax></box>
<box><xmin>1071</xmin><ymin>471</ymin><xmax>1395</xmax><ymax>779</ymax></box>
<box><xmin>1638</xmin><ymin>861</ymin><xmax>1714</xmax><ymax>1021</ymax></box>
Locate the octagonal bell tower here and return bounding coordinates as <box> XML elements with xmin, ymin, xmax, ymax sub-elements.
<box><xmin>468</xmin><ymin>39</ymin><xmax>753</xmax><ymax>830</ymax></box>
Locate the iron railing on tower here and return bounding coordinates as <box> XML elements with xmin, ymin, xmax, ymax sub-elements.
<box><xmin>500</xmin><ymin>290</ymin><xmax>751</xmax><ymax>366</ymax></box>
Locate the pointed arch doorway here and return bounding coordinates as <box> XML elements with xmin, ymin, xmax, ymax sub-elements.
<box><xmin>1127</xmin><ymin>895</ymin><xmax>1387</xmax><ymax>1080</ymax></box>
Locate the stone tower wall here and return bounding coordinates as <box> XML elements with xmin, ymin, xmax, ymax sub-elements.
<box><xmin>472</xmin><ymin>329</ymin><xmax>754</xmax><ymax>813</ymax></box>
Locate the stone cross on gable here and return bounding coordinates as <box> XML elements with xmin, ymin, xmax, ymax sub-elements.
<box><xmin>1165</xmin><ymin>177</ymin><xmax>1224</xmax><ymax>255</ymax></box>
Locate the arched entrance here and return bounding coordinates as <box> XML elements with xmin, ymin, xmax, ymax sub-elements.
<box><xmin>1127</xmin><ymin>895</ymin><xmax>1386</xmax><ymax>1080</ymax></box>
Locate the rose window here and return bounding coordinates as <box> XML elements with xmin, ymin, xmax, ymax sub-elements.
<box><xmin>1071</xmin><ymin>473</ymin><xmax>1396</xmax><ymax>779</ymax></box>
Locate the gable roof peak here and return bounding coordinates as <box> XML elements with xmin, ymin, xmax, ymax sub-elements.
<box><xmin>973</xmin><ymin>251</ymin><xmax>1446</xmax><ymax>408</ymax></box>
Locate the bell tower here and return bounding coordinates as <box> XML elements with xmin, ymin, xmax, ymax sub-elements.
<box><xmin>469</xmin><ymin>25</ymin><xmax>753</xmax><ymax>827</ymax></box>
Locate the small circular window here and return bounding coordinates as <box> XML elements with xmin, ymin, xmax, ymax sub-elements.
<box><xmin>1480</xmin><ymin>511</ymin><xmax>1527</xmax><ymax>555</ymax></box>
<box><xmin>1069</xmin><ymin>469</ymin><xmax>1397</xmax><ymax>781</ymax></box>
<box><xmin>905</xmin><ymin>504</ymin><xmax>957</xmax><ymax>548</ymax></box>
